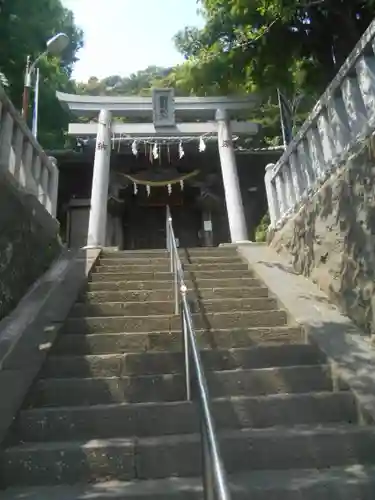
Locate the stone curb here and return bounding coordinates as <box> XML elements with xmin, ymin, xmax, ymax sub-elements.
<box><xmin>237</xmin><ymin>242</ymin><xmax>375</xmax><ymax>424</ymax></box>
<box><xmin>0</xmin><ymin>247</ymin><xmax>101</xmax><ymax>445</ymax></box>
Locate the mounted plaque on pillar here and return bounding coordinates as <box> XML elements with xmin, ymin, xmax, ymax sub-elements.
<box><xmin>152</xmin><ymin>88</ymin><xmax>175</xmax><ymax>127</ymax></box>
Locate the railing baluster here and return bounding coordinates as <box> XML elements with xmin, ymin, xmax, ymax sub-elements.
<box><xmin>12</xmin><ymin>127</ymin><xmax>24</xmax><ymax>182</ymax></box>
<box><xmin>47</xmin><ymin>156</ymin><xmax>59</xmax><ymax>217</ymax></box>
<box><xmin>21</xmin><ymin>142</ymin><xmax>35</xmax><ymax>193</ymax></box>
<box><xmin>265</xmin><ymin>20</ymin><xmax>375</xmax><ymax>231</ymax></box>
<box><xmin>289</xmin><ymin>151</ymin><xmax>306</xmax><ymax>202</ymax></box>
<box><xmin>355</xmin><ymin>55</ymin><xmax>375</xmax><ymax>123</ymax></box>
<box><xmin>32</xmin><ymin>154</ymin><xmax>41</xmax><ymax>183</ymax></box>
<box><xmin>0</xmin><ymin>84</ymin><xmax>59</xmax><ymax>216</ymax></box>
<box><xmin>307</xmin><ymin>126</ymin><xmax>325</xmax><ymax>181</ymax></box>
<box><xmin>328</xmin><ymin>95</ymin><xmax>351</xmax><ymax>157</ymax></box>
<box><xmin>341</xmin><ymin>76</ymin><xmax>368</xmax><ymax>138</ymax></box>
<box><xmin>40</xmin><ymin>164</ymin><xmax>49</xmax><ymax>208</ymax></box>
<box><xmin>264</xmin><ymin>164</ymin><xmax>278</xmax><ymax>227</ymax></box>
<box><xmin>317</xmin><ymin>109</ymin><xmax>335</xmax><ymax>164</ymax></box>
<box><xmin>0</xmin><ymin>110</ymin><xmax>14</xmax><ymax>174</ymax></box>
<box><xmin>283</xmin><ymin>161</ymin><xmax>296</xmax><ymax>212</ymax></box>
<box><xmin>275</xmin><ymin>171</ymin><xmax>287</xmax><ymax>221</ymax></box>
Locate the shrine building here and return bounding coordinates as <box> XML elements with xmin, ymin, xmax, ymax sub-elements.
<box><xmin>53</xmin><ymin>89</ymin><xmax>279</xmax><ymax>250</ymax></box>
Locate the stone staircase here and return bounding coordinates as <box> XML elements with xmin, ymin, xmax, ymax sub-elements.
<box><xmin>1</xmin><ymin>247</ymin><xmax>375</xmax><ymax>498</ymax></box>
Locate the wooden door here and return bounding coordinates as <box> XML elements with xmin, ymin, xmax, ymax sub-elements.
<box><xmin>125</xmin><ymin>206</ymin><xmax>166</xmax><ymax>250</ymax></box>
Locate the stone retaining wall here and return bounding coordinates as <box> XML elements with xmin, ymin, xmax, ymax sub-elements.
<box><xmin>270</xmin><ymin>136</ymin><xmax>375</xmax><ymax>336</ymax></box>
<box><xmin>0</xmin><ymin>173</ymin><xmax>62</xmax><ymax>321</ymax></box>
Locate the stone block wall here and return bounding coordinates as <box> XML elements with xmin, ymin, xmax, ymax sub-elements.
<box><xmin>270</xmin><ymin>136</ymin><xmax>375</xmax><ymax>336</ymax></box>
<box><xmin>0</xmin><ymin>173</ymin><xmax>62</xmax><ymax>321</ymax></box>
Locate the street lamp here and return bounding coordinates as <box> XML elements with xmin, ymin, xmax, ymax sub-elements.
<box><xmin>22</xmin><ymin>33</ymin><xmax>69</xmax><ymax>137</ymax></box>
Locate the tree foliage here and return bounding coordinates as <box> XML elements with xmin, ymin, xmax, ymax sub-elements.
<box><xmin>166</xmin><ymin>0</ymin><xmax>374</xmax><ymax>146</ymax></box>
<box><xmin>3</xmin><ymin>0</ymin><xmax>371</xmax><ymax>150</ymax></box>
<box><xmin>75</xmin><ymin>66</ymin><xmax>172</xmax><ymax>97</ymax></box>
<box><xmin>0</xmin><ymin>0</ymin><xmax>83</xmax><ymax>148</ymax></box>
<box><xmin>172</xmin><ymin>0</ymin><xmax>374</xmax><ymax>95</ymax></box>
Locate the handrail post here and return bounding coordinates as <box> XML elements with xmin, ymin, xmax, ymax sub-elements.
<box><xmin>202</xmin><ymin>421</ymin><xmax>215</xmax><ymax>500</ymax></box>
<box><xmin>166</xmin><ymin>208</ymin><xmax>169</xmax><ymax>253</ymax></box>
<box><xmin>174</xmin><ymin>260</ymin><xmax>179</xmax><ymax>315</ymax></box>
<box><xmin>168</xmin><ymin>225</ymin><xmax>173</xmax><ymax>273</ymax></box>
<box><xmin>181</xmin><ymin>285</ymin><xmax>191</xmax><ymax>401</ymax></box>
<box><xmin>166</xmin><ymin>204</ymin><xmax>232</xmax><ymax>500</ymax></box>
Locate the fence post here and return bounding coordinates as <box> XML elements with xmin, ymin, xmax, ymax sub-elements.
<box><xmin>264</xmin><ymin>164</ymin><xmax>279</xmax><ymax>228</ymax></box>
<box><xmin>47</xmin><ymin>156</ymin><xmax>59</xmax><ymax>217</ymax></box>
<box><xmin>0</xmin><ymin>110</ymin><xmax>14</xmax><ymax>174</ymax></box>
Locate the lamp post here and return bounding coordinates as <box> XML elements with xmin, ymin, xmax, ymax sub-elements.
<box><xmin>22</xmin><ymin>33</ymin><xmax>69</xmax><ymax>137</ymax></box>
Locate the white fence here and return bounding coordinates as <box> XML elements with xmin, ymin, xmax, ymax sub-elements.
<box><xmin>0</xmin><ymin>84</ymin><xmax>58</xmax><ymax>217</ymax></box>
<box><xmin>265</xmin><ymin>19</ymin><xmax>375</xmax><ymax>229</ymax></box>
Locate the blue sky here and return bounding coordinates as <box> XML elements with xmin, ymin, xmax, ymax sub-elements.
<box><xmin>62</xmin><ymin>0</ymin><xmax>204</xmax><ymax>82</ymax></box>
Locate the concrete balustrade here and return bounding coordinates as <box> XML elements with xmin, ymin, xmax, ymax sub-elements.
<box><xmin>265</xmin><ymin>19</ymin><xmax>375</xmax><ymax>229</ymax></box>
<box><xmin>0</xmin><ymin>84</ymin><xmax>59</xmax><ymax>217</ymax></box>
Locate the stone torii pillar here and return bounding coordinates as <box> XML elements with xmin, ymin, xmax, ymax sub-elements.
<box><xmin>216</xmin><ymin>108</ymin><xmax>248</xmax><ymax>243</ymax></box>
<box><xmin>87</xmin><ymin>109</ymin><xmax>112</xmax><ymax>248</ymax></box>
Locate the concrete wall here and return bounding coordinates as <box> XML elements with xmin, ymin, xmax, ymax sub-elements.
<box><xmin>0</xmin><ymin>172</ymin><xmax>62</xmax><ymax>321</ymax></box>
<box><xmin>270</xmin><ymin>135</ymin><xmax>375</xmax><ymax>336</ymax></box>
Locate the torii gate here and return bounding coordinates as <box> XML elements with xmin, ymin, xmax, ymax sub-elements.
<box><xmin>56</xmin><ymin>88</ymin><xmax>259</xmax><ymax>247</ymax></box>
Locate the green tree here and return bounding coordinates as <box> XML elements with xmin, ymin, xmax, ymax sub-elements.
<box><xmin>75</xmin><ymin>67</ymin><xmax>173</xmax><ymax>97</ymax></box>
<box><xmin>172</xmin><ymin>0</ymin><xmax>374</xmax><ymax>95</ymax></box>
<box><xmin>168</xmin><ymin>0</ymin><xmax>373</xmax><ymax>146</ymax></box>
<box><xmin>0</xmin><ymin>0</ymin><xmax>83</xmax><ymax>148</ymax></box>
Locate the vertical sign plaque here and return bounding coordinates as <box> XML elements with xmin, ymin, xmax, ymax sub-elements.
<box><xmin>152</xmin><ymin>88</ymin><xmax>175</xmax><ymax>127</ymax></box>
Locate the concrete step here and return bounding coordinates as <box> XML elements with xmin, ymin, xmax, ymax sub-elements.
<box><xmin>2</xmin><ymin>466</ymin><xmax>375</xmax><ymax>500</ymax></box>
<box><xmin>3</xmin><ymin>425</ymin><xmax>375</xmax><ymax>486</ymax></box>
<box><xmin>99</xmin><ymin>255</ymin><xmax>244</xmax><ymax>266</ymax></box>
<box><xmin>89</xmin><ymin>269</ymin><xmax>254</xmax><ymax>283</ymax></box>
<box><xmin>90</xmin><ymin>271</ymin><xmax>173</xmax><ymax>283</ymax></box>
<box><xmin>86</xmin><ymin>277</ymin><xmax>263</xmax><ymax>292</ymax></box>
<box><xmin>42</xmin><ymin>344</ymin><xmax>325</xmax><ymax>378</ymax></box>
<box><xmin>53</xmin><ymin>326</ymin><xmax>305</xmax><ymax>355</ymax></box>
<box><xmin>43</xmin><ymin>343</ymin><xmax>326</xmax><ymax>378</ymax></box>
<box><xmin>101</xmin><ymin>248</ymin><xmax>239</xmax><ymax>258</ymax></box>
<box><xmin>27</xmin><ymin>365</ymin><xmax>332</xmax><ymax>407</ymax></box>
<box><xmin>70</xmin><ymin>297</ymin><xmax>278</xmax><ymax>318</ymax></box>
<box><xmin>81</xmin><ymin>286</ymin><xmax>269</xmax><ymax>304</ymax></box>
<box><xmin>94</xmin><ymin>263</ymin><xmax>249</xmax><ymax>274</ymax></box>
<box><xmin>14</xmin><ymin>392</ymin><xmax>358</xmax><ymax>443</ymax></box>
<box><xmin>63</xmin><ymin>310</ymin><xmax>288</xmax><ymax>334</ymax></box>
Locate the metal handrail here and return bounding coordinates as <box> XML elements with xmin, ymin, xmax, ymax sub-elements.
<box><xmin>165</xmin><ymin>205</ymin><xmax>232</xmax><ymax>500</ymax></box>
